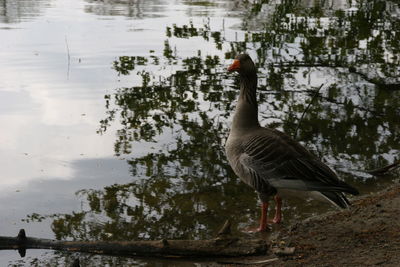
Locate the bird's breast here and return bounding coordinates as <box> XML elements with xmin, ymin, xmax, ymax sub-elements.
<box><xmin>225</xmin><ymin>134</ymin><xmax>252</xmax><ymax>185</ymax></box>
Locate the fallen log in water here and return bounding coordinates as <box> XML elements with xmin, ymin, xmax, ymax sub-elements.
<box><xmin>0</xmin><ymin>227</ymin><xmax>268</xmax><ymax>258</ymax></box>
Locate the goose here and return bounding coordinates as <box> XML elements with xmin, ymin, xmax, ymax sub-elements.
<box><xmin>225</xmin><ymin>54</ymin><xmax>359</xmax><ymax>232</ymax></box>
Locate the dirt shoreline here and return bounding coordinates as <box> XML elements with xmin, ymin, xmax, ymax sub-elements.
<box><xmin>267</xmin><ymin>183</ymin><xmax>400</xmax><ymax>266</ymax></box>
<box><xmin>215</xmin><ymin>184</ymin><xmax>400</xmax><ymax>266</ymax></box>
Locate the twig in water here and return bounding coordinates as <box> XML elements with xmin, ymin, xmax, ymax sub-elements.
<box><xmin>293</xmin><ymin>83</ymin><xmax>324</xmax><ymax>139</ymax></box>
<box><xmin>217</xmin><ymin>219</ymin><xmax>231</xmax><ymax>236</ymax></box>
<box><xmin>65</xmin><ymin>36</ymin><xmax>71</xmax><ymax>79</ymax></box>
<box><xmin>217</xmin><ymin>258</ymin><xmax>279</xmax><ymax>265</ymax></box>
<box><xmin>367</xmin><ymin>160</ymin><xmax>400</xmax><ymax>176</ymax></box>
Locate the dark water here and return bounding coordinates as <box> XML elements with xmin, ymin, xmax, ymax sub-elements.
<box><xmin>0</xmin><ymin>0</ymin><xmax>399</xmax><ymax>265</ymax></box>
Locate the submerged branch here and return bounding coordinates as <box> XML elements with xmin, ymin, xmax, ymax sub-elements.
<box><xmin>0</xmin><ymin>229</ymin><xmax>268</xmax><ymax>258</ymax></box>
<box><xmin>367</xmin><ymin>160</ymin><xmax>400</xmax><ymax>176</ymax></box>
<box><xmin>293</xmin><ymin>83</ymin><xmax>324</xmax><ymax>139</ymax></box>
<box><xmin>272</xmin><ymin>62</ymin><xmax>400</xmax><ymax>90</ymax></box>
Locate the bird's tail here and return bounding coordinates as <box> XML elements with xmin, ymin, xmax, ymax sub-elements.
<box><xmin>320</xmin><ymin>191</ymin><xmax>352</xmax><ymax>209</ymax></box>
<box><xmin>336</xmin><ymin>181</ymin><xmax>359</xmax><ymax>196</ymax></box>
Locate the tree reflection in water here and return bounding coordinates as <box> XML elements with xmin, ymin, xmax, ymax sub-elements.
<box><xmin>29</xmin><ymin>0</ymin><xmax>400</xmax><ymax>246</ymax></box>
<box><xmin>0</xmin><ymin>0</ymin><xmax>52</xmax><ymax>23</ymax></box>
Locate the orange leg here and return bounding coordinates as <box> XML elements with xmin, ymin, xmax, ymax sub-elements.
<box><xmin>244</xmin><ymin>202</ymin><xmax>269</xmax><ymax>233</ymax></box>
<box><xmin>271</xmin><ymin>195</ymin><xmax>282</xmax><ymax>224</ymax></box>
<box><xmin>258</xmin><ymin>201</ymin><xmax>269</xmax><ymax>231</ymax></box>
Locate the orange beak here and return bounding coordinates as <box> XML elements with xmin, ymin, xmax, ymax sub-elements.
<box><xmin>227</xmin><ymin>59</ymin><xmax>240</xmax><ymax>72</ymax></box>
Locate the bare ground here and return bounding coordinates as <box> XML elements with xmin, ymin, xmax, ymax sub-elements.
<box><xmin>271</xmin><ymin>184</ymin><xmax>400</xmax><ymax>266</ymax></box>
<box><xmin>216</xmin><ymin>183</ymin><xmax>400</xmax><ymax>266</ymax></box>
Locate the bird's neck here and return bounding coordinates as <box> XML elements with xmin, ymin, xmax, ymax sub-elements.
<box><xmin>232</xmin><ymin>73</ymin><xmax>260</xmax><ymax>130</ymax></box>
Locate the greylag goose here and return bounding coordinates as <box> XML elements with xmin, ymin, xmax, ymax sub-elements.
<box><xmin>225</xmin><ymin>54</ymin><xmax>359</xmax><ymax>232</ymax></box>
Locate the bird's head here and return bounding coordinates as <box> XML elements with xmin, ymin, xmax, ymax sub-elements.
<box><xmin>227</xmin><ymin>54</ymin><xmax>256</xmax><ymax>76</ymax></box>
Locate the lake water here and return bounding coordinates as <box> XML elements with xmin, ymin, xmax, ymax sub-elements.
<box><xmin>0</xmin><ymin>0</ymin><xmax>399</xmax><ymax>265</ymax></box>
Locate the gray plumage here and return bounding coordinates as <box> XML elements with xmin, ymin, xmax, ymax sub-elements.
<box><xmin>225</xmin><ymin>54</ymin><xmax>359</xmax><ymax>208</ymax></box>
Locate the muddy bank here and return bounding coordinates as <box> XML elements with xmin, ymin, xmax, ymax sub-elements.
<box><xmin>268</xmin><ymin>183</ymin><xmax>400</xmax><ymax>266</ymax></box>
<box><xmin>212</xmin><ymin>184</ymin><xmax>400</xmax><ymax>266</ymax></box>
